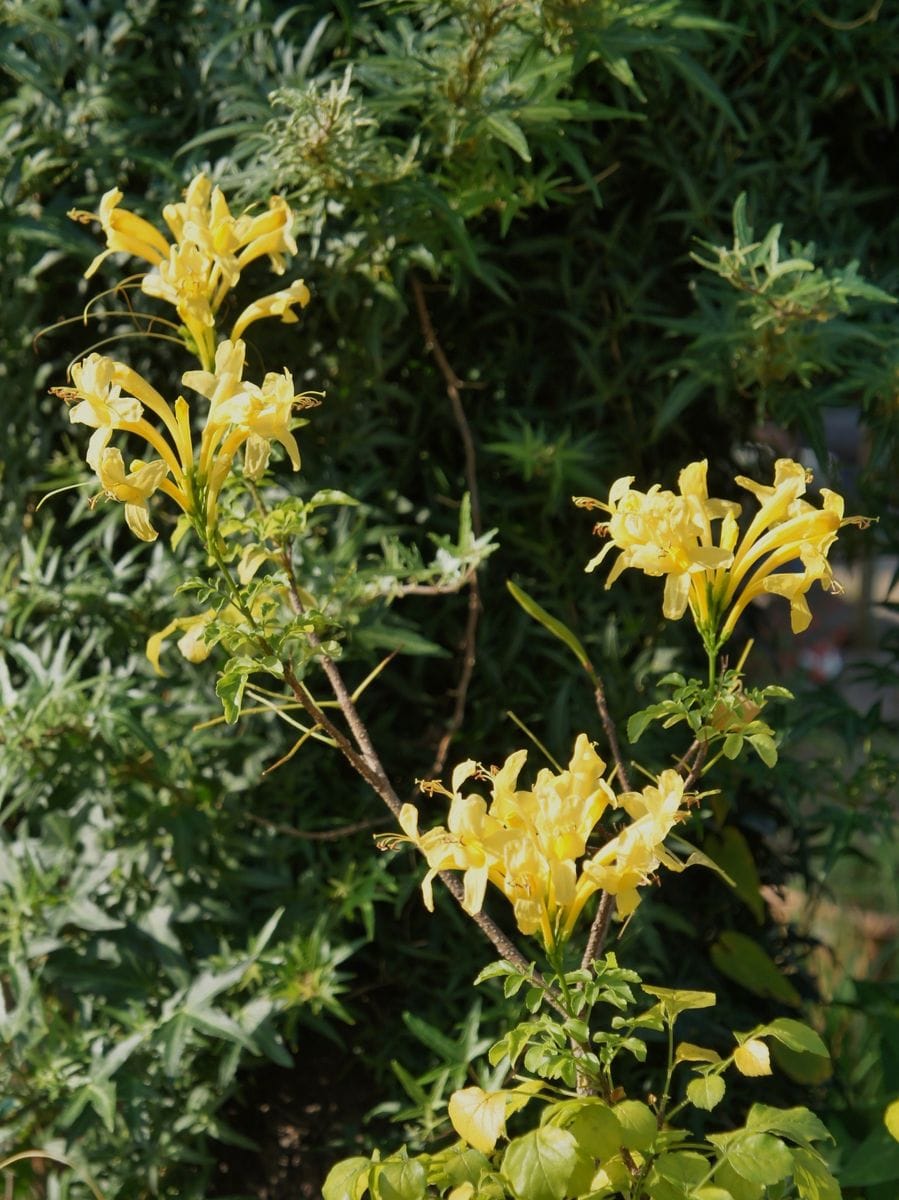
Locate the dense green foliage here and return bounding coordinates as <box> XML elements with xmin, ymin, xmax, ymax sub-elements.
<box><xmin>1</xmin><ymin>0</ymin><xmax>898</xmax><ymax>1196</ymax></box>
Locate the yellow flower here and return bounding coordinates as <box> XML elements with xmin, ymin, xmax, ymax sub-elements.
<box><xmin>146</xmin><ymin>604</ymin><xmax>249</xmax><ymax>674</ymax></box>
<box><xmin>65</xmin><ymin>353</ymin><xmax>143</xmax><ymax>470</ymax></box>
<box><xmin>579</xmin><ymin>459</ymin><xmax>866</xmax><ymax>651</ymax></box>
<box><xmin>226</xmin><ymin>371</ymin><xmax>303</xmax><ymax>468</ymax></box>
<box><xmin>719</xmin><ymin>465</ymin><xmax>857</xmax><ymax>638</ymax></box>
<box><xmin>397</xmin><ymin>736</ymin><xmax>687</xmax><ymax>950</ymax></box>
<box><xmin>71</xmin><ymin>175</ymin><xmax>301</xmax><ymax>369</ymax></box>
<box><xmin>572</xmin><ymin>769</ymin><xmax>688</xmax><ymax>924</ymax></box>
<box><xmin>231</xmin><ymin>279</ymin><xmax>311</xmax><ymax>340</ymax></box>
<box><xmin>579</xmin><ymin>461</ymin><xmax>736</xmax><ymax>629</ymax></box>
<box><xmin>95</xmin><ymin>449</ymin><xmax>169</xmax><ymax>542</ymax></box>
<box><xmin>69</xmin><ymin>188</ymin><xmax>171</xmax><ymax>278</ymax></box>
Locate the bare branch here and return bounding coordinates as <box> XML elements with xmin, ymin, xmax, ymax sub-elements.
<box><xmin>410</xmin><ymin>272</ymin><xmax>483</xmax><ymax>777</ymax></box>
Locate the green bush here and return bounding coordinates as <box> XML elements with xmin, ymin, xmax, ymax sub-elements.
<box><xmin>1</xmin><ymin>1</ymin><xmax>897</xmax><ymax>1197</ymax></box>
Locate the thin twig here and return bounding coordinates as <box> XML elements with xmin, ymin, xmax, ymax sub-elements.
<box><xmin>580</xmin><ymin>890</ymin><xmax>616</xmax><ymax>970</ymax></box>
<box><xmin>594</xmin><ymin>679</ymin><xmax>631</xmax><ymax>792</ymax></box>
<box><xmin>579</xmin><ymin>669</ymin><xmax>631</xmax><ymax>969</ymax></box>
<box><xmin>682</xmin><ymin>740</ymin><xmax>709</xmax><ymax>792</ymax></box>
<box><xmin>411</xmin><ymin>272</ymin><xmax>483</xmax><ymax>778</ymax></box>
<box><xmin>275</xmin><ymin>568</ymin><xmax>548</xmax><ymax>986</ymax></box>
<box><xmin>245</xmin><ymin>812</ymin><xmax>382</xmax><ymax>840</ymax></box>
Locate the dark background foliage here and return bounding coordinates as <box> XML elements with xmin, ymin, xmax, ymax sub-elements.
<box><xmin>1</xmin><ymin>1</ymin><xmax>898</xmax><ymax>1196</ymax></box>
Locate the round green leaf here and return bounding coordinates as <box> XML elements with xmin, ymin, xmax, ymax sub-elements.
<box><xmin>323</xmin><ymin>1157</ymin><xmax>372</xmax><ymax>1200</ymax></box>
<box><xmin>501</xmin><ymin>1127</ymin><xmax>578</xmax><ymax>1200</ymax></box>
<box><xmin>564</xmin><ymin>1101</ymin><xmax>622</xmax><ymax>1161</ymax></box>
<box><xmin>726</xmin><ymin>1133</ymin><xmax>793</xmax><ymax>1186</ymax></box>
<box><xmin>687</xmin><ymin>1074</ymin><xmax>726</xmax><ymax>1111</ymax></box>
<box><xmin>371</xmin><ymin>1157</ymin><xmax>428</xmax><ymax>1200</ymax></box>
<box><xmin>612</xmin><ymin>1100</ymin><xmax>657</xmax><ymax>1150</ymax></box>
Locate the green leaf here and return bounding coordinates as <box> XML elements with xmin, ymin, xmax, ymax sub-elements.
<box><xmin>653</xmin><ymin>1151</ymin><xmax>710</xmax><ymax>1186</ymax></box>
<box><xmin>747</xmin><ymin>732</ymin><xmax>777</xmax><ymax>767</ymax></box>
<box><xmin>790</xmin><ymin>1146</ymin><xmax>841</xmax><ymax>1200</ymax></box>
<box><xmin>505</xmin><ymin>581</ymin><xmax>592</xmax><ymax>674</ymax></box>
<box><xmin>720</xmin><ymin>1134</ymin><xmax>793</xmax><ymax>1186</ymax></box>
<box><xmin>702</xmin><ymin>828</ymin><xmax>764</xmax><ymax>922</ymax></box>
<box><xmin>759</xmin><ymin>1018</ymin><xmax>828</xmax><ymax>1058</ymax></box>
<box><xmin>429</xmin><ymin>1144</ymin><xmax>492</xmax><ymax>1188</ymax></box>
<box><xmin>216</xmin><ymin>666</ymin><xmax>247</xmax><ymax>725</ymax></box>
<box><xmin>323</xmin><ymin>1157</ymin><xmax>372</xmax><ymax>1200</ymax></box>
<box><xmin>612</xmin><ymin>1100</ymin><xmax>657</xmax><ymax>1150</ymax></box>
<box><xmin>687</xmin><ymin>1074</ymin><xmax>726</xmax><ymax>1111</ymax></box>
<box><xmin>838</xmin><ymin>1124</ymin><xmax>899</xmax><ymax>1187</ymax></box>
<box><xmin>745</xmin><ymin>1104</ymin><xmax>833</xmax><ymax>1149</ymax></box>
<box><xmin>86</xmin><ymin>1081</ymin><xmax>117</xmax><ymax>1134</ymax></box>
<box><xmin>675</xmin><ymin>1042</ymin><xmax>721</xmax><ymax>1065</ymax></box>
<box><xmin>371</xmin><ymin>1156</ymin><xmax>428</xmax><ymax>1200</ymax></box>
<box><xmin>353</xmin><ymin>624</ymin><xmax>449</xmax><ymax>657</ymax></box>
<box><xmin>501</xmin><ymin>1127</ymin><xmax>578</xmax><ymax>1200</ymax></box>
<box><xmin>484</xmin><ymin>113</ymin><xmax>531</xmax><ymax>162</ymax></box>
<box><xmin>713</xmin><ymin>1160</ymin><xmax>764</xmax><ymax>1200</ymax></box>
<box><xmin>642</xmin><ymin>984</ymin><xmax>716</xmax><ymax>1021</ymax></box>
<box><xmin>710</xmin><ymin>932</ymin><xmax>802</xmax><ymax>1006</ymax></box>
<box><xmin>562</xmin><ymin>1100</ymin><xmax>622</xmax><ymax>1162</ymax></box>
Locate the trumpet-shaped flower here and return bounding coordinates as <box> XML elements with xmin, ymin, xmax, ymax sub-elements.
<box><xmin>579</xmin><ymin>461</ymin><xmax>737</xmax><ymax>630</ymax></box>
<box><xmin>69</xmin><ymin>188</ymin><xmax>171</xmax><ymax>278</ymax></box>
<box><xmin>395</xmin><ymin>736</ymin><xmax>689</xmax><ymax>950</ymax></box>
<box><xmin>575</xmin><ymin>770</ymin><xmax>687</xmax><ymax>922</ymax></box>
<box><xmin>63</xmin><ymin>353</ymin><xmax>144</xmax><ymax>470</ymax></box>
<box><xmin>70</xmin><ymin>175</ymin><xmax>299</xmax><ymax>367</ymax></box>
<box><xmin>579</xmin><ymin>458</ymin><xmax>866</xmax><ymax>654</ymax></box>
<box><xmin>231</xmin><ymin>279</ymin><xmax>311</xmax><ymax>341</ymax></box>
<box><xmin>95</xmin><ymin>449</ymin><xmax>169</xmax><ymax>542</ymax></box>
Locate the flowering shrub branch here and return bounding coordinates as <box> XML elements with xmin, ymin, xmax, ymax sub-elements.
<box><xmin>52</xmin><ymin>174</ymin><xmax>863</xmax><ymax>1200</ymax></box>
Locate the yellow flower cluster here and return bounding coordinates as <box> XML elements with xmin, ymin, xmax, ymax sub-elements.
<box><xmin>395</xmin><ymin>735</ymin><xmax>691</xmax><ymax>951</ymax></box>
<box><xmin>577</xmin><ymin>459</ymin><xmax>865</xmax><ymax>650</ymax></box>
<box><xmin>55</xmin><ymin>176</ymin><xmax>317</xmax><ymax>541</ymax></box>
<box><xmin>69</xmin><ymin>174</ymin><xmax>308</xmax><ymax>370</ymax></box>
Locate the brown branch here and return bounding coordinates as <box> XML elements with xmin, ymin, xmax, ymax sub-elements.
<box><xmin>411</xmin><ymin>272</ymin><xmax>483</xmax><ymax>779</ymax></box>
<box><xmin>682</xmin><ymin>739</ymin><xmax>709</xmax><ymax>792</ymax></box>
<box><xmin>580</xmin><ymin>890</ymin><xmax>616</xmax><ymax>971</ymax></box>
<box><xmin>594</xmin><ymin>679</ymin><xmax>631</xmax><ymax>793</ymax></box>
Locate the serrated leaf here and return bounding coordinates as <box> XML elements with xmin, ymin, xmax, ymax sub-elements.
<box><xmin>653</xmin><ymin>1151</ymin><xmax>710</xmax><ymax>1185</ymax></box>
<box><xmin>501</xmin><ymin>1127</ymin><xmax>578</xmax><ymax>1200</ymax></box>
<box><xmin>687</xmin><ymin>1074</ymin><xmax>726</xmax><ymax>1111</ymax></box>
<box><xmin>612</xmin><ymin>1100</ymin><xmax>656</xmax><ymax>1150</ymax></box>
<box><xmin>790</xmin><ymin>1146</ymin><xmax>841</xmax><ymax>1200</ymax></box>
<box><xmin>562</xmin><ymin>1100</ymin><xmax>622</xmax><ymax>1162</ymax></box>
